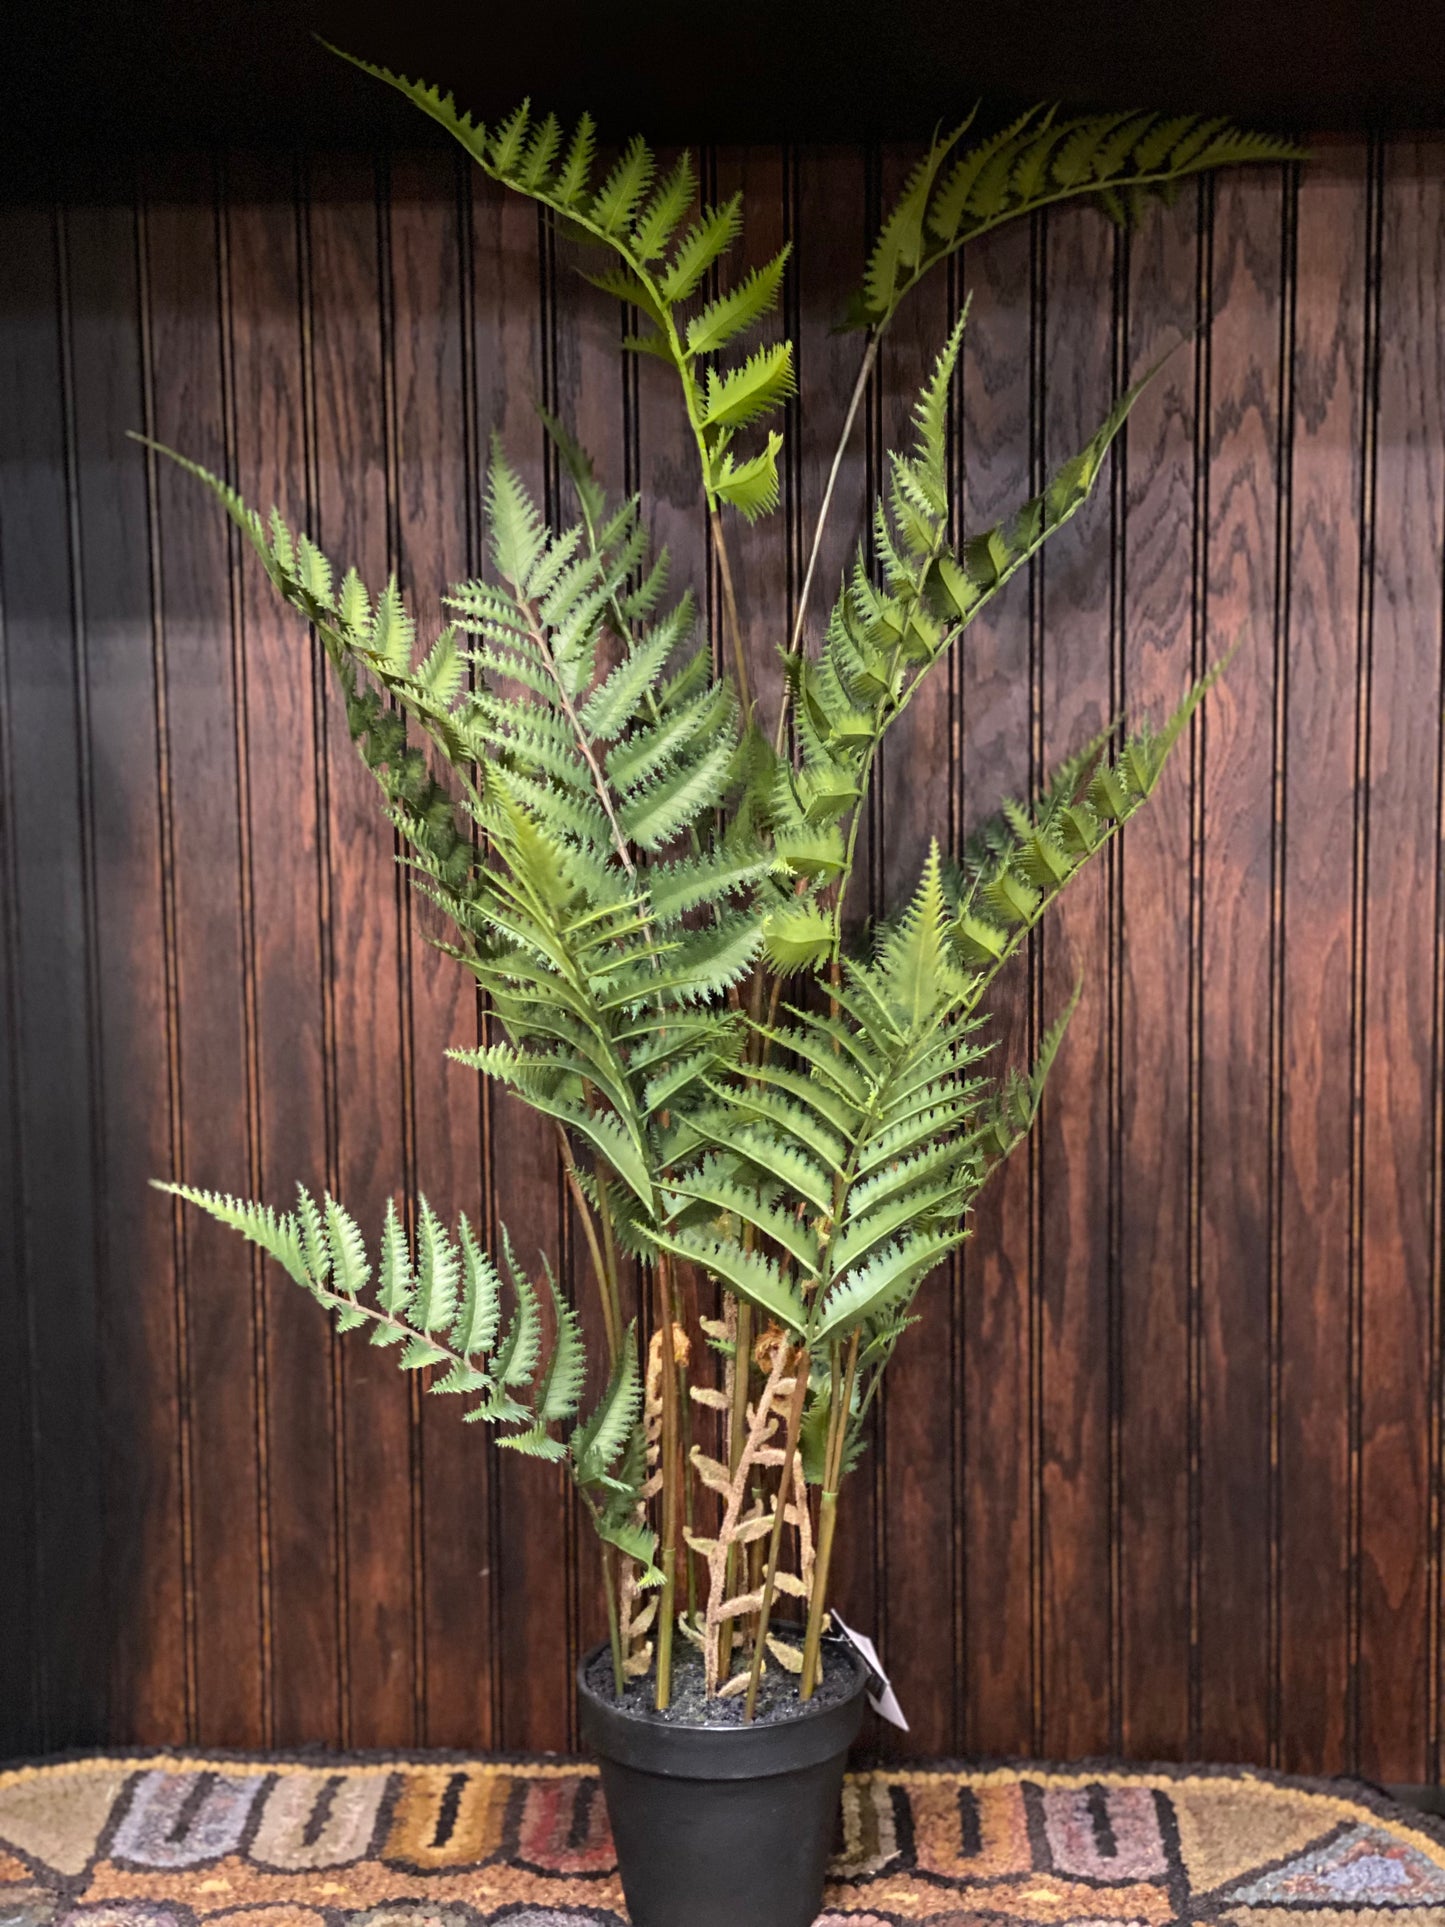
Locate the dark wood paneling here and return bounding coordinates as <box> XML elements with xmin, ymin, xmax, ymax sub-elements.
<box><xmin>1278</xmin><ymin>146</ymin><xmax>1368</xmax><ymax>1775</ymax></box>
<box><xmin>3</xmin><ymin>140</ymin><xmax>1444</xmax><ymax>1781</ymax></box>
<box><xmin>1118</xmin><ymin>189</ymin><xmax>1201</xmax><ymax>1760</ymax></box>
<box><xmin>958</xmin><ymin>212</ymin><xmax>1039</xmax><ymax>1758</ymax></box>
<box><xmin>877</xmin><ymin>149</ymin><xmax>958</xmax><ymax>1761</ymax></box>
<box><xmin>1359</xmin><ymin>140</ymin><xmax>1445</xmax><ymax>1787</ymax></box>
<box><xmin>307</xmin><ymin>152</ymin><xmax>420</xmax><ymax>1750</ymax></box>
<box><xmin>226</xmin><ymin>151</ymin><xmax>342</xmax><ymax>1750</ymax></box>
<box><xmin>1038</xmin><ymin>198</ymin><xmax>1119</xmax><ymax>1761</ymax></box>
<box><xmin>0</xmin><ymin>200</ymin><xmax>107</xmax><ymax>1749</ymax></box>
<box><xmin>144</xmin><ymin>156</ymin><xmax>267</xmax><ymax>1746</ymax></box>
<box><xmin>1198</xmin><ymin>163</ymin><xmax>1284</xmax><ymax>1765</ymax></box>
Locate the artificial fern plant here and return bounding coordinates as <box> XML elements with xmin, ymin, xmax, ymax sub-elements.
<box><xmin>146</xmin><ymin>59</ymin><xmax>1293</xmax><ymax>1720</ymax></box>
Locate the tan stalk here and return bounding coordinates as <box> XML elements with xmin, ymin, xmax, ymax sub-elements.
<box><xmin>717</xmin><ymin>1295</ymin><xmax>753</xmax><ymax>1681</ymax></box>
<box><xmin>709</xmin><ymin>509</ymin><xmax>753</xmax><ymax>718</ymax></box>
<box><xmin>553</xmin><ymin>1124</ymin><xmax>621</xmax><ymax>1363</ymax></box>
<box><xmin>800</xmin><ymin>1329</ymin><xmax>859</xmax><ymax>1698</ymax></box>
<box><xmin>774</xmin><ymin>332</ymin><xmax>882</xmax><ymax>754</ymax></box>
<box><xmin>743</xmin><ymin>1350</ymin><xmax>810</xmax><ymax>1720</ymax></box>
<box><xmin>654</xmin><ymin>1252</ymin><xmax>683</xmax><ymax>1710</ymax></box>
<box><xmin>602</xmin><ymin>1543</ymin><xmax>625</xmax><ymax>1696</ymax></box>
<box><xmin>616</xmin><ymin>1338</ymin><xmax>666</xmax><ymax>1682</ymax></box>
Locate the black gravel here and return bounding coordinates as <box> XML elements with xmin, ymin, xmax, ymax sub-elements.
<box><xmin>584</xmin><ymin>1636</ymin><xmax>860</xmax><ymax>1728</ymax></box>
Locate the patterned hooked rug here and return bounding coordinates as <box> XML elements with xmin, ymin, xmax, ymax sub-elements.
<box><xmin>1</xmin><ymin>1753</ymin><xmax>1443</xmax><ymax>1927</ymax></box>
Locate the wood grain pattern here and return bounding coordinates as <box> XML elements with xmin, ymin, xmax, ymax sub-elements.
<box><xmin>225</xmin><ymin>152</ymin><xmax>341</xmax><ymax>1750</ymax></box>
<box><xmin>3</xmin><ymin>142</ymin><xmax>1443</xmax><ymax>1781</ymax></box>
<box><xmin>306</xmin><ymin>153</ymin><xmax>418</xmax><ymax>1748</ymax></box>
<box><xmin>0</xmin><ymin>199</ymin><xmax>106</xmax><ymax>1749</ymax></box>
<box><xmin>876</xmin><ymin>149</ymin><xmax>958</xmax><ymax>1759</ymax></box>
<box><xmin>144</xmin><ymin>157</ymin><xmax>265</xmax><ymax>1746</ymax></box>
<box><xmin>1197</xmin><ymin>164</ymin><xmax>1284</xmax><ymax>1766</ymax></box>
<box><xmin>76</xmin><ymin>176</ymin><xmax>190</xmax><ymax>1746</ymax></box>
<box><xmin>1358</xmin><ymin>139</ymin><xmax>1445</xmax><ymax>1787</ymax></box>
<box><xmin>1038</xmin><ymin>199</ymin><xmax>1119</xmax><ymax>1760</ymax></box>
<box><xmin>1277</xmin><ymin>146</ymin><xmax>1367</xmax><ymax>1776</ymax></box>
<box><xmin>958</xmin><ymin>215</ymin><xmax>1040</xmax><ymax>1758</ymax></box>
<box><xmin>1118</xmin><ymin>190</ymin><xmax>1201</xmax><ymax>1759</ymax></box>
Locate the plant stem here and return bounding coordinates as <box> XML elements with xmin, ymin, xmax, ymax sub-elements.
<box><xmin>717</xmin><ymin>1296</ymin><xmax>753</xmax><ymax>1682</ymax></box>
<box><xmin>800</xmin><ymin>1331</ymin><xmax>858</xmax><ymax>1698</ymax></box>
<box><xmin>554</xmin><ymin>1125</ymin><xmax>622</xmax><ymax>1363</ymax></box>
<box><xmin>800</xmin><ymin>1492</ymin><xmax>838</xmax><ymax>1699</ymax></box>
<box><xmin>743</xmin><ymin>1352</ymin><xmax>810</xmax><ymax>1721</ymax></box>
<box><xmin>774</xmin><ymin>331</ymin><xmax>881</xmax><ymax>755</ymax></box>
<box><xmin>654</xmin><ymin>1252</ymin><xmax>682</xmax><ymax>1711</ymax></box>
<box><xmin>710</xmin><ymin>508</ymin><xmax>753</xmax><ymax>719</ymax></box>
<box><xmin>679</xmin><ymin>1340</ymin><xmax>698</xmax><ymax>1629</ymax></box>
<box><xmin>518</xmin><ymin>591</ymin><xmax>639</xmax><ymax>880</ymax></box>
<box><xmin>603</xmin><ymin>1544</ymin><xmax>625</xmax><ymax>1697</ymax></box>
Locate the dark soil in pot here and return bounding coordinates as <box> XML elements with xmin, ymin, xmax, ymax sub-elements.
<box><xmin>578</xmin><ymin>1637</ymin><xmax>868</xmax><ymax>1927</ymax></box>
<box><xmin>582</xmin><ymin>1637</ymin><xmax>861</xmax><ymax>1726</ymax></box>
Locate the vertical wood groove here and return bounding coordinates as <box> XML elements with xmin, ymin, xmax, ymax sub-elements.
<box><xmin>134</xmin><ymin>182</ymin><xmax>199</xmax><ymax>1744</ymax></box>
<box><xmin>1266</xmin><ymin>159</ymin><xmax>1297</xmax><ymax>1771</ymax></box>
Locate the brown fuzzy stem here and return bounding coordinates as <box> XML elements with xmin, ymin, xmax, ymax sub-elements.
<box><xmin>743</xmin><ymin>1355</ymin><xmax>810</xmax><ymax>1721</ymax></box>
<box><xmin>717</xmin><ymin>1298</ymin><xmax>754</xmax><ymax>1682</ymax></box>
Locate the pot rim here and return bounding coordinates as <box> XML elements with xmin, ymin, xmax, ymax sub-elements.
<box><xmin>576</xmin><ymin>1638</ymin><xmax>869</xmax><ymax>1780</ymax></box>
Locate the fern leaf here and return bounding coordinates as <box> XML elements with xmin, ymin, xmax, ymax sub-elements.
<box><xmin>493</xmin><ymin>1229</ymin><xmax>544</xmax><ymax>1388</ymax></box>
<box><xmin>710</xmin><ymin>431</ymin><xmax>784</xmax><ymax>521</ymax></box>
<box><xmin>153</xmin><ymin>1181</ymin><xmax>309</xmax><ymax>1287</ymax></box>
<box><xmin>665</xmin><ymin>1162</ymin><xmax>820</xmax><ymax>1274</ymax></box>
<box><xmin>486</xmin><ymin>438</ymin><xmax>548</xmax><ymax>590</ymax></box>
<box><xmin>412</xmin><ymin>1196</ymin><xmax>460</xmax><ymax>1332</ymax></box>
<box><xmin>618</xmin><ymin>729</ymin><xmax>736</xmax><ymax>851</ymax></box>
<box><xmin>661</xmin><ymin>196</ymin><xmax>743</xmax><ymax>303</ymax></box>
<box><xmin>324</xmin><ymin>1195</ymin><xmax>371</xmax><ymax>1300</ymax></box>
<box><xmin>535</xmin><ymin>1269</ymin><xmax>588</xmax><ymax>1422</ymax></box>
<box><xmin>813</xmin><ymin>1227</ymin><xmax>963</xmax><ymax>1342</ymax></box>
<box><xmin>760</xmin><ymin>900</ymin><xmax>835</xmax><ymax>974</ymax></box>
<box><xmin>452</xmin><ymin>1214</ymin><xmax>503</xmax><ymax>1359</ymax></box>
<box><xmin>650</xmin><ymin>1227</ymin><xmax>807</xmax><ymax>1334</ymax></box>
<box><xmin>555</xmin><ymin>113</ymin><xmax>597</xmax><ymax>207</ymax></box>
<box><xmin>631</xmin><ymin>153</ymin><xmax>696</xmax><ymax>260</ymax></box>
<box><xmin>863</xmin><ymin>115</ymin><xmax>976</xmax><ymax>316</ymax></box>
<box><xmin>591</xmin><ymin>136</ymin><xmax>655</xmax><ymax>235</ymax></box>
<box><xmin>701</xmin><ymin>342</ymin><xmax>796</xmax><ymax>430</ymax></box>
<box><xmin>685</xmin><ymin>248</ymin><xmax>790</xmax><ymax>356</ymax></box>
<box><xmin>573</xmin><ymin>1323</ymin><xmax>643</xmax><ymax>1483</ymax></box>
<box><xmin>377</xmin><ymin>1196</ymin><xmax>413</xmax><ymax>1317</ymax></box>
<box><xmin>648</xmin><ymin>844</ymin><xmax>774</xmax><ymax>923</ymax></box>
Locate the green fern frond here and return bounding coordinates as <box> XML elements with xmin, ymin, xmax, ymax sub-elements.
<box><xmin>849</xmin><ymin>105</ymin><xmax>1303</xmax><ymax>329</ymax></box>
<box><xmin>152</xmin><ymin>1181</ymin><xmax>308</xmax><ymax>1286</ymax></box>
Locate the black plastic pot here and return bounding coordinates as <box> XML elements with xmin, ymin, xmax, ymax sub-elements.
<box><xmin>577</xmin><ymin>1643</ymin><xmax>868</xmax><ymax>1927</ymax></box>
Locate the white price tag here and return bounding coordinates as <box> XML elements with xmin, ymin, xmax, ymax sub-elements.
<box><xmin>831</xmin><ymin>1613</ymin><xmax>910</xmax><ymax>1731</ymax></box>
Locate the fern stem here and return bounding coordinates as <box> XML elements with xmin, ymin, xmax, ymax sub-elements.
<box><xmin>774</xmin><ymin>332</ymin><xmax>881</xmax><ymax>754</ymax></box>
<box><xmin>516</xmin><ymin>592</ymin><xmax>639</xmax><ymax>880</ymax></box>
<box><xmin>709</xmin><ymin>509</ymin><xmax>753</xmax><ymax>719</ymax></box>
<box><xmin>717</xmin><ymin>1295</ymin><xmax>754</xmax><ymax>1683</ymax></box>
<box><xmin>800</xmin><ymin>1330</ymin><xmax>858</xmax><ymax>1698</ymax></box>
<box><xmin>654</xmin><ymin>1252</ymin><xmax>683</xmax><ymax>1711</ymax></box>
<box><xmin>604</xmin><ymin>1544</ymin><xmax>626</xmax><ymax>1697</ymax></box>
<box><xmin>743</xmin><ymin>1351</ymin><xmax>809</xmax><ymax>1721</ymax></box>
<box><xmin>554</xmin><ymin>1125</ymin><xmax>622</xmax><ymax>1364</ymax></box>
<box><xmin>800</xmin><ymin>1492</ymin><xmax>838</xmax><ymax>1701</ymax></box>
